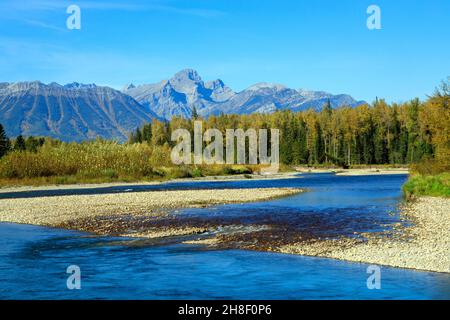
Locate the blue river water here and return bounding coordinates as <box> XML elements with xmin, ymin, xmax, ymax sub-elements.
<box><xmin>1</xmin><ymin>173</ymin><xmax>449</xmax><ymax>299</ymax></box>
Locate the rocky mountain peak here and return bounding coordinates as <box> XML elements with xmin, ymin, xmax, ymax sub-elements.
<box><xmin>171</xmin><ymin>69</ymin><xmax>202</xmax><ymax>83</ymax></box>
<box><xmin>122</xmin><ymin>83</ymin><xmax>136</xmax><ymax>91</ymax></box>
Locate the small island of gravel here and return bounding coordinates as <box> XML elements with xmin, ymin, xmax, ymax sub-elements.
<box><xmin>0</xmin><ymin>187</ymin><xmax>302</xmax><ymax>235</ymax></box>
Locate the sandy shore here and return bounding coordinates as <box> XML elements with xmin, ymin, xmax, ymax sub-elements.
<box><xmin>278</xmin><ymin>197</ymin><xmax>450</xmax><ymax>273</ymax></box>
<box><xmin>0</xmin><ymin>172</ymin><xmax>299</xmax><ymax>193</ymax></box>
<box><xmin>295</xmin><ymin>167</ymin><xmax>409</xmax><ymax>175</ymax></box>
<box><xmin>335</xmin><ymin>168</ymin><xmax>409</xmax><ymax>176</ymax></box>
<box><xmin>0</xmin><ymin>188</ymin><xmax>301</xmax><ymax>227</ymax></box>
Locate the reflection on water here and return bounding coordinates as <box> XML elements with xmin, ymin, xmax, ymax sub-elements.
<box><xmin>1</xmin><ymin>173</ymin><xmax>449</xmax><ymax>299</ymax></box>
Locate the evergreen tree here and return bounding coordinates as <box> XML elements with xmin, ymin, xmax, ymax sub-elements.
<box><xmin>398</xmin><ymin>129</ymin><xmax>408</xmax><ymax>164</ymax></box>
<box><xmin>280</xmin><ymin>118</ymin><xmax>293</xmax><ymax>164</ymax></box>
<box><xmin>135</xmin><ymin>128</ymin><xmax>143</xmax><ymax>143</ymax></box>
<box><xmin>362</xmin><ymin>117</ymin><xmax>375</xmax><ymax>164</ymax></box>
<box><xmin>0</xmin><ymin>124</ymin><xmax>10</xmax><ymax>158</ymax></box>
<box><xmin>192</xmin><ymin>106</ymin><xmax>199</xmax><ymax>120</ymax></box>
<box><xmin>374</xmin><ymin>131</ymin><xmax>388</xmax><ymax>164</ymax></box>
<box><xmin>128</xmin><ymin>131</ymin><xmax>136</xmax><ymax>144</ymax></box>
<box><xmin>25</xmin><ymin>136</ymin><xmax>40</xmax><ymax>152</ymax></box>
<box><xmin>389</xmin><ymin>108</ymin><xmax>401</xmax><ymax>164</ymax></box>
<box><xmin>337</xmin><ymin>129</ymin><xmax>347</xmax><ymax>167</ymax></box>
<box><xmin>142</xmin><ymin>124</ymin><xmax>152</xmax><ymax>143</ymax></box>
<box><xmin>291</xmin><ymin>119</ymin><xmax>308</xmax><ymax>164</ymax></box>
<box><xmin>14</xmin><ymin>135</ymin><xmax>26</xmax><ymax>151</ymax></box>
<box><xmin>314</xmin><ymin>122</ymin><xmax>325</xmax><ymax>164</ymax></box>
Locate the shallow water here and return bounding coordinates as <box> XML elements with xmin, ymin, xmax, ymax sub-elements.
<box><xmin>1</xmin><ymin>173</ymin><xmax>449</xmax><ymax>299</ymax></box>
<box><xmin>173</xmin><ymin>174</ymin><xmax>409</xmax><ymax>240</ymax></box>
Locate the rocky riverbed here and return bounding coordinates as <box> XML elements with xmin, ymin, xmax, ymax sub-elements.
<box><xmin>277</xmin><ymin>196</ymin><xmax>450</xmax><ymax>273</ymax></box>
<box><xmin>180</xmin><ymin>196</ymin><xmax>449</xmax><ymax>273</ymax></box>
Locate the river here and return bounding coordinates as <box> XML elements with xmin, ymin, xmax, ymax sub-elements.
<box><xmin>1</xmin><ymin>173</ymin><xmax>449</xmax><ymax>299</ymax></box>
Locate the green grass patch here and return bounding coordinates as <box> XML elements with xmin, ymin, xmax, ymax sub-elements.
<box><xmin>403</xmin><ymin>173</ymin><xmax>450</xmax><ymax>198</ymax></box>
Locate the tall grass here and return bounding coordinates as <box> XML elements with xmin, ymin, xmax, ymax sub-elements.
<box><xmin>0</xmin><ymin>140</ymin><xmax>259</xmax><ymax>186</ymax></box>
<box><xmin>0</xmin><ymin>141</ymin><xmax>170</xmax><ymax>182</ymax></box>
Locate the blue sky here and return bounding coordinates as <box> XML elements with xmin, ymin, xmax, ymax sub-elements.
<box><xmin>0</xmin><ymin>0</ymin><xmax>449</xmax><ymax>103</ymax></box>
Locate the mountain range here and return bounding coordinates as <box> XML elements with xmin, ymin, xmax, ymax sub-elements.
<box><xmin>123</xmin><ymin>69</ymin><xmax>365</xmax><ymax>119</ymax></box>
<box><xmin>0</xmin><ymin>69</ymin><xmax>365</xmax><ymax>141</ymax></box>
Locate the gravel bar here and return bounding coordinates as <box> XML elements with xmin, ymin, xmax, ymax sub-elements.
<box><xmin>0</xmin><ymin>188</ymin><xmax>301</xmax><ymax>227</ymax></box>
<box><xmin>279</xmin><ymin>196</ymin><xmax>450</xmax><ymax>273</ymax></box>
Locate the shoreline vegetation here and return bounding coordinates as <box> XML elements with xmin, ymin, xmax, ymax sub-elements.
<box><xmin>403</xmin><ymin>173</ymin><xmax>450</xmax><ymax>198</ymax></box>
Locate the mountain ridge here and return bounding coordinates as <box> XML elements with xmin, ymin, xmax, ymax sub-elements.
<box><xmin>123</xmin><ymin>69</ymin><xmax>366</xmax><ymax>119</ymax></box>
<box><xmin>0</xmin><ymin>69</ymin><xmax>366</xmax><ymax>141</ymax></box>
<box><xmin>0</xmin><ymin>81</ymin><xmax>157</xmax><ymax>142</ymax></box>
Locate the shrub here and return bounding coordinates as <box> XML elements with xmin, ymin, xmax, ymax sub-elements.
<box><xmin>223</xmin><ymin>165</ymin><xmax>252</xmax><ymax>175</ymax></box>
<box><xmin>191</xmin><ymin>167</ymin><xmax>203</xmax><ymax>178</ymax></box>
<box><xmin>410</xmin><ymin>157</ymin><xmax>450</xmax><ymax>175</ymax></box>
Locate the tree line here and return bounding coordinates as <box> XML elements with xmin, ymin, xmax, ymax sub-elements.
<box><xmin>128</xmin><ymin>79</ymin><xmax>449</xmax><ymax>169</ymax></box>
<box><xmin>0</xmin><ymin>128</ymin><xmax>45</xmax><ymax>157</ymax></box>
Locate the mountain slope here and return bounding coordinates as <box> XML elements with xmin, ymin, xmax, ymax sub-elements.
<box><xmin>124</xmin><ymin>69</ymin><xmax>366</xmax><ymax>119</ymax></box>
<box><xmin>0</xmin><ymin>81</ymin><xmax>156</xmax><ymax>141</ymax></box>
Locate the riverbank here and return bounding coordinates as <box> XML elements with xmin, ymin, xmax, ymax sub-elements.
<box><xmin>295</xmin><ymin>167</ymin><xmax>409</xmax><ymax>176</ymax></box>
<box><xmin>278</xmin><ymin>196</ymin><xmax>450</xmax><ymax>273</ymax></box>
<box><xmin>0</xmin><ymin>187</ymin><xmax>302</xmax><ymax>234</ymax></box>
<box><xmin>0</xmin><ymin>171</ymin><xmax>299</xmax><ymax>193</ymax></box>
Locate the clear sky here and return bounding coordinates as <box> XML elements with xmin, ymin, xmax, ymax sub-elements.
<box><xmin>0</xmin><ymin>0</ymin><xmax>449</xmax><ymax>103</ymax></box>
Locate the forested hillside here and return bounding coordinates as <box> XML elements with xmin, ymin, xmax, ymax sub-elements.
<box><xmin>130</xmin><ymin>81</ymin><xmax>449</xmax><ymax>168</ymax></box>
